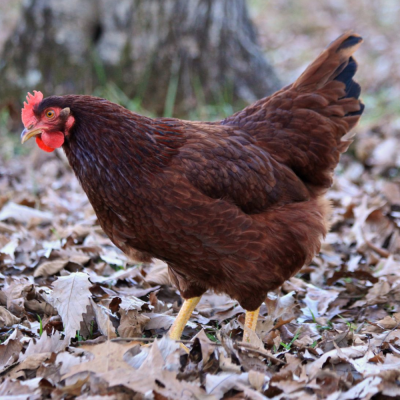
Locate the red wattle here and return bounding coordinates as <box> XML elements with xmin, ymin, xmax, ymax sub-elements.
<box><xmin>41</xmin><ymin>131</ymin><xmax>65</xmax><ymax>149</ymax></box>
<box><xmin>36</xmin><ymin>137</ymin><xmax>55</xmax><ymax>152</ymax></box>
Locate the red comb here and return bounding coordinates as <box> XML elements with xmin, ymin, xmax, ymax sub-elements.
<box><xmin>21</xmin><ymin>90</ymin><xmax>43</xmax><ymax>127</ymax></box>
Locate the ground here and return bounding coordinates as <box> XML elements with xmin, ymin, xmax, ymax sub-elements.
<box><xmin>1</xmin><ymin>1</ymin><xmax>400</xmax><ymax>399</ymax></box>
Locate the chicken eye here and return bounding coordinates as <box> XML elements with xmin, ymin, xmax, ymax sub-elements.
<box><xmin>46</xmin><ymin>110</ymin><xmax>55</xmax><ymax>119</ymax></box>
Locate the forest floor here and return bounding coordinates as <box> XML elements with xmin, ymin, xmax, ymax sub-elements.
<box><xmin>1</xmin><ymin>1</ymin><xmax>400</xmax><ymax>400</ymax></box>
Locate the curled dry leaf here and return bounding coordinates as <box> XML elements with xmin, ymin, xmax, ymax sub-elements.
<box><xmin>90</xmin><ymin>298</ymin><xmax>117</xmax><ymax>339</ymax></box>
<box><xmin>300</xmin><ymin>284</ymin><xmax>339</xmax><ymax>321</ymax></box>
<box><xmin>258</xmin><ymin>291</ymin><xmax>296</xmax><ymax>338</ymax></box>
<box><xmin>0</xmin><ymin>237</ymin><xmax>19</xmax><ymax>264</ymax></box>
<box><xmin>0</xmin><ymin>202</ymin><xmax>53</xmax><ymax>225</ymax></box>
<box><xmin>193</xmin><ymin>329</ymin><xmax>216</xmax><ymax>364</ymax></box>
<box><xmin>3</xmin><ymin>278</ymin><xmax>35</xmax><ymax>317</ymax></box>
<box><xmin>145</xmin><ymin>259</ymin><xmax>171</xmax><ymax>285</ymax></box>
<box><xmin>117</xmin><ymin>309</ymin><xmax>150</xmax><ymax>338</ymax></box>
<box><xmin>34</xmin><ymin>260</ymin><xmax>69</xmax><ymax>278</ymax></box>
<box><xmin>206</xmin><ymin>372</ymin><xmax>263</xmax><ymax>399</ymax></box>
<box><xmin>143</xmin><ymin>313</ymin><xmax>176</xmax><ymax>330</ymax></box>
<box><xmin>0</xmin><ymin>305</ymin><xmax>21</xmax><ymax>327</ymax></box>
<box><xmin>0</xmin><ymin>329</ymin><xmax>24</xmax><ymax>371</ymax></box>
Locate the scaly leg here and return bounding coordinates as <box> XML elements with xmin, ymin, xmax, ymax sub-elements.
<box><xmin>243</xmin><ymin>307</ymin><xmax>260</xmax><ymax>343</ymax></box>
<box><xmin>168</xmin><ymin>296</ymin><xmax>201</xmax><ymax>342</ymax></box>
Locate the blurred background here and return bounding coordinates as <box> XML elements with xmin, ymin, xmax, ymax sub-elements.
<box><xmin>0</xmin><ymin>0</ymin><xmax>399</xmax><ymax>197</ymax></box>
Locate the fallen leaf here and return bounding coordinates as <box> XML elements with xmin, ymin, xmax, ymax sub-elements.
<box><xmin>0</xmin><ymin>202</ymin><xmax>53</xmax><ymax>225</ymax></box>
<box><xmin>9</xmin><ymin>353</ymin><xmax>51</xmax><ymax>380</ymax></box>
<box><xmin>19</xmin><ymin>331</ymin><xmax>67</xmax><ymax>362</ymax></box>
<box><xmin>49</xmin><ymin>272</ymin><xmax>93</xmax><ymax>338</ymax></box>
<box><xmin>55</xmin><ymin>351</ymin><xmax>87</xmax><ymax>375</ymax></box>
<box><xmin>0</xmin><ymin>306</ymin><xmax>21</xmax><ymax>327</ymax></box>
<box><xmin>0</xmin><ymin>377</ymin><xmax>41</xmax><ymax>399</ymax></box>
<box><xmin>143</xmin><ymin>313</ymin><xmax>176</xmax><ymax>330</ymax></box>
<box><xmin>117</xmin><ymin>309</ymin><xmax>149</xmax><ymax>338</ymax></box>
<box><xmin>34</xmin><ymin>260</ymin><xmax>69</xmax><ymax>277</ymax></box>
<box><xmin>336</xmin><ymin>376</ymin><xmax>382</xmax><ymax>400</ymax></box>
<box><xmin>0</xmin><ymin>237</ymin><xmax>19</xmax><ymax>264</ymax></box>
<box><xmin>90</xmin><ymin>298</ymin><xmax>117</xmax><ymax>339</ymax></box>
<box><xmin>105</xmin><ymin>340</ymin><xmax>210</xmax><ymax>398</ymax></box>
<box><xmin>145</xmin><ymin>259</ymin><xmax>171</xmax><ymax>285</ymax></box>
<box><xmin>193</xmin><ymin>329</ymin><xmax>216</xmax><ymax>364</ymax></box>
<box><xmin>0</xmin><ymin>329</ymin><xmax>24</xmax><ymax>370</ymax></box>
<box><xmin>300</xmin><ymin>284</ymin><xmax>339</xmax><ymax>321</ymax></box>
<box><xmin>306</xmin><ymin>345</ymin><xmax>368</xmax><ymax>379</ymax></box>
<box><xmin>62</xmin><ymin>340</ymin><xmax>137</xmax><ymax>379</ymax></box>
<box><xmin>206</xmin><ymin>372</ymin><xmax>264</xmax><ymax>399</ymax></box>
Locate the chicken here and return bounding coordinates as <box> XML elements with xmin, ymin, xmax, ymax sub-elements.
<box><xmin>21</xmin><ymin>32</ymin><xmax>364</xmax><ymax>344</ymax></box>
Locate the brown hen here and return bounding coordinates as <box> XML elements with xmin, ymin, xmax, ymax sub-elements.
<box><xmin>21</xmin><ymin>32</ymin><xmax>364</xmax><ymax>344</ymax></box>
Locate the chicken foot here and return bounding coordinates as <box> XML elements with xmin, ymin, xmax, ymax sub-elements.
<box><xmin>168</xmin><ymin>296</ymin><xmax>201</xmax><ymax>352</ymax></box>
<box><xmin>243</xmin><ymin>308</ymin><xmax>260</xmax><ymax>342</ymax></box>
<box><xmin>168</xmin><ymin>296</ymin><xmax>260</xmax><ymax>349</ymax></box>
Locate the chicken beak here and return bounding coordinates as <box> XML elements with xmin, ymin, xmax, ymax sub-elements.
<box><xmin>21</xmin><ymin>127</ymin><xmax>42</xmax><ymax>144</ymax></box>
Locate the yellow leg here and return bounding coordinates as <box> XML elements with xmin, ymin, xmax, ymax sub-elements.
<box><xmin>243</xmin><ymin>307</ymin><xmax>260</xmax><ymax>343</ymax></box>
<box><xmin>168</xmin><ymin>296</ymin><xmax>201</xmax><ymax>341</ymax></box>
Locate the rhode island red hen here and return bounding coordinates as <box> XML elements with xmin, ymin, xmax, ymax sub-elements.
<box><xmin>21</xmin><ymin>32</ymin><xmax>364</xmax><ymax>343</ymax></box>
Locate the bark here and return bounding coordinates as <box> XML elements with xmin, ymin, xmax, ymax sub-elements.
<box><xmin>0</xmin><ymin>0</ymin><xmax>280</xmax><ymax>115</ymax></box>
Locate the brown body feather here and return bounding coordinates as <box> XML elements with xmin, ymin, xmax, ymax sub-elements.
<box><xmin>34</xmin><ymin>33</ymin><xmax>364</xmax><ymax>310</ymax></box>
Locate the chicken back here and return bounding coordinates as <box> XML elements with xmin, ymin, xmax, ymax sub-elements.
<box><xmin>21</xmin><ymin>33</ymin><xmax>364</xmax><ymax>311</ymax></box>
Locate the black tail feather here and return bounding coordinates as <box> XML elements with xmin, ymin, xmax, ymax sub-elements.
<box><xmin>336</xmin><ymin>35</ymin><xmax>363</xmax><ymax>51</ymax></box>
<box><xmin>335</xmin><ymin>57</ymin><xmax>360</xmax><ymax>97</ymax></box>
<box><xmin>334</xmin><ymin>56</ymin><xmax>363</xmax><ymax>116</ymax></box>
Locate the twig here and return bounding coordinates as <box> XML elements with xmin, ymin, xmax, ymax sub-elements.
<box><xmin>364</xmin><ymin>238</ymin><xmax>390</xmax><ymax>258</ymax></box>
<box><xmin>235</xmin><ymin>342</ymin><xmax>286</xmax><ymax>365</ymax></box>
<box><xmin>110</xmin><ymin>337</ymin><xmax>218</xmax><ymax>345</ymax></box>
<box><xmin>361</xmin><ymin>229</ymin><xmax>391</xmax><ymax>258</ymax></box>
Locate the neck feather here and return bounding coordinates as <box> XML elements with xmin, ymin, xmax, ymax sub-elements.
<box><xmin>55</xmin><ymin>96</ymin><xmax>184</xmax><ymax>188</ymax></box>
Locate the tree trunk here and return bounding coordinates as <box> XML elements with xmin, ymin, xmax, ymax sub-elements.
<box><xmin>0</xmin><ymin>0</ymin><xmax>280</xmax><ymax>116</ymax></box>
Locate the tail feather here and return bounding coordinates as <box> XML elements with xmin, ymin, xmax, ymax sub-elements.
<box><xmin>336</xmin><ymin>58</ymin><xmax>360</xmax><ymax>96</ymax></box>
<box><xmin>223</xmin><ymin>32</ymin><xmax>364</xmax><ymax>188</ymax></box>
<box><xmin>293</xmin><ymin>31</ymin><xmax>364</xmax><ymax>131</ymax></box>
<box><xmin>294</xmin><ymin>32</ymin><xmax>363</xmax><ymax>91</ymax></box>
